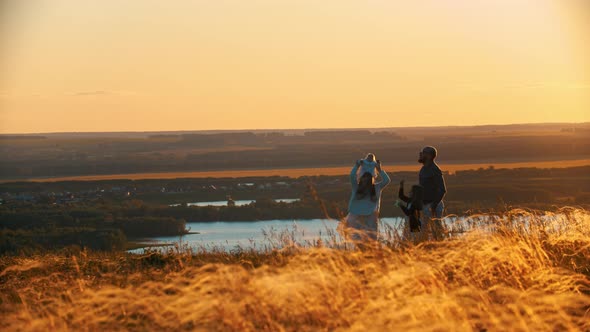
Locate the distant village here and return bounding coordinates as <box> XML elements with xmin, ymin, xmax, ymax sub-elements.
<box><xmin>0</xmin><ymin>177</ymin><xmax>345</xmax><ymax>206</ymax></box>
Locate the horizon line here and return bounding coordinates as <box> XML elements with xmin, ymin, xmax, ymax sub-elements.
<box><xmin>1</xmin><ymin>121</ymin><xmax>588</xmax><ymax>136</ymax></box>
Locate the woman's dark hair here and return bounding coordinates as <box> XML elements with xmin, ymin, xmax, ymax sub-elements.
<box><xmin>410</xmin><ymin>185</ymin><xmax>424</xmax><ymax>210</ymax></box>
<box><xmin>356</xmin><ymin>172</ymin><xmax>377</xmax><ymax>201</ymax></box>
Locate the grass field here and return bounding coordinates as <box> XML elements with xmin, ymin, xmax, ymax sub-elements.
<box><xmin>1</xmin><ymin>208</ymin><xmax>589</xmax><ymax>331</ymax></box>
<box><xmin>8</xmin><ymin>158</ymin><xmax>590</xmax><ymax>182</ymax></box>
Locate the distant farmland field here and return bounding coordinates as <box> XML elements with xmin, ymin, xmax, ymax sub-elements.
<box><xmin>9</xmin><ymin>158</ymin><xmax>590</xmax><ymax>182</ymax></box>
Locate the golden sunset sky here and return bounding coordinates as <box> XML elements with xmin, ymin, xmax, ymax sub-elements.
<box><xmin>0</xmin><ymin>0</ymin><xmax>588</xmax><ymax>133</ymax></box>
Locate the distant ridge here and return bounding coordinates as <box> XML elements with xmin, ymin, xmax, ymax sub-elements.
<box><xmin>1</xmin><ymin>122</ymin><xmax>588</xmax><ymax>138</ymax></box>
<box><xmin>0</xmin><ymin>135</ymin><xmax>46</xmax><ymax>140</ymax></box>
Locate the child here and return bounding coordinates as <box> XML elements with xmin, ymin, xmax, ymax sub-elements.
<box><xmin>397</xmin><ymin>180</ymin><xmax>424</xmax><ymax>233</ymax></box>
<box><xmin>358</xmin><ymin>153</ymin><xmax>378</xmax><ymax>179</ymax></box>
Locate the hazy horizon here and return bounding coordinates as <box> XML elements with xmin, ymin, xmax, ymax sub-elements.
<box><xmin>1</xmin><ymin>121</ymin><xmax>588</xmax><ymax>136</ymax></box>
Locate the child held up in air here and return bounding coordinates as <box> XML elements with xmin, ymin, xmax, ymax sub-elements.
<box><xmin>358</xmin><ymin>153</ymin><xmax>378</xmax><ymax>179</ymax></box>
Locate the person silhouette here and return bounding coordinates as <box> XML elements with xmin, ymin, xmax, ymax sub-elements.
<box><xmin>418</xmin><ymin>146</ymin><xmax>447</xmax><ymax>239</ymax></box>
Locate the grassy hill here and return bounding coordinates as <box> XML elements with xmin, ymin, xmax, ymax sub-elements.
<box><xmin>1</xmin><ymin>208</ymin><xmax>589</xmax><ymax>331</ymax></box>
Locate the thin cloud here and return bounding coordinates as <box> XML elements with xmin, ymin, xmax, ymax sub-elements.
<box><xmin>1</xmin><ymin>91</ymin><xmax>140</xmax><ymax>99</ymax></box>
<box><xmin>455</xmin><ymin>81</ymin><xmax>590</xmax><ymax>92</ymax></box>
<box><xmin>507</xmin><ymin>82</ymin><xmax>590</xmax><ymax>90</ymax></box>
<box><xmin>70</xmin><ymin>90</ymin><xmax>140</xmax><ymax>97</ymax></box>
<box><xmin>72</xmin><ymin>90</ymin><xmax>114</xmax><ymax>96</ymax></box>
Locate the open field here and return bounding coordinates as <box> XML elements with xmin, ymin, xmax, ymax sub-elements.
<box><xmin>8</xmin><ymin>158</ymin><xmax>590</xmax><ymax>182</ymax></box>
<box><xmin>2</xmin><ymin>123</ymin><xmax>589</xmax><ymax>180</ymax></box>
<box><xmin>1</xmin><ymin>208</ymin><xmax>589</xmax><ymax>331</ymax></box>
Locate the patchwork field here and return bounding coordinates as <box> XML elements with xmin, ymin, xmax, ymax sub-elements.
<box><xmin>10</xmin><ymin>158</ymin><xmax>590</xmax><ymax>182</ymax></box>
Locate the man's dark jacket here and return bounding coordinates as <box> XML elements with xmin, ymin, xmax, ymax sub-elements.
<box><xmin>419</xmin><ymin>162</ymin><xmax>447</xmax><ymax>208</ymax></box>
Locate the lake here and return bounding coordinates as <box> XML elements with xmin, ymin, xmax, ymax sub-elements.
<box><xmin>131</xmin><ymin>218</ymin><xmax>409</xmax><ymax>253</ymax></box>
<box><xmin>129</xmin><ymin>214</ymin><xmax>516</xmax><ymax>253</ymax></box>
<box><xmin>169</xmin><ymin>198</ymin><xmax>299</xmax><ymax>207</ymax></box>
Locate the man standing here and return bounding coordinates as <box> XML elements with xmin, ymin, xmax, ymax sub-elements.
<box><xmin>418</xmin><ymin>146</ymin><xmax>447</xmax><ymax>239</ymax></box>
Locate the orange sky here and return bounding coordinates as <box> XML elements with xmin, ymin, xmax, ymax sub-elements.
<box><xmin>0</xmin><ymin>0</ymin><xmax>588</xmax><ymax>134</ymax></box>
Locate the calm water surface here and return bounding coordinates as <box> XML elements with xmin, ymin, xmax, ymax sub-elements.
<box><xmin>169</xmin><ymin>198</ymin><xmax>299</xmax><ymax>207</ymax></box>
<box><xmin>129</xmin><ymin>213</ymin><xmax>564</xmax><ymax>253</ymax></box>
<box><xmin>132</xmin><ymin>218</ymin><xmax>408</xmax><ymax>252</ymax></box>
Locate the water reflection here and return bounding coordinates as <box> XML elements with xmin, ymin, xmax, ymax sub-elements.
<box><xmin>129</xmin><ymin>212</ymin><xmax>572</xmax><ymax>253</ymax></box>
<box><xmin>169</xmin><ymin>198</ymin><xmax>299</xmax><ymax>207</ymax></box>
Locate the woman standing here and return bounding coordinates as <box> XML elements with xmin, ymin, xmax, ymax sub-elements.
<box><xmin>343</xmin><ymin>156</ymin><xmax>391</xmax><ymax>245</ymax></box>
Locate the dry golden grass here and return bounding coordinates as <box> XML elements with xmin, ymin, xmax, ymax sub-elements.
<box><xmin>1</xmin><ymin>208</ymin><xmax>590</xmax><ymax>331</ymax></box>
<box><xmin>9</xmin><ymin>158</ymin><xmax>590</xmax><ymax>182</ymax></box>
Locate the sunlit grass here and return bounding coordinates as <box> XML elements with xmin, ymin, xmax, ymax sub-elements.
<box><xmin>1</xmin><ymin>208</ymin><xmax>589</xmax><ymax>331</ymax></box>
